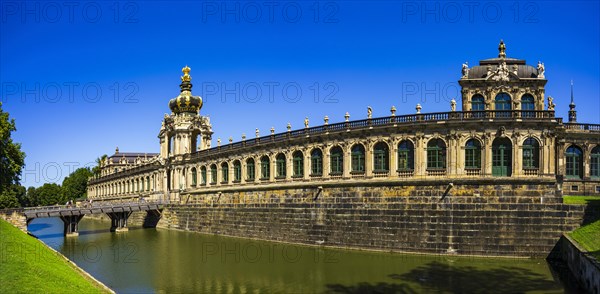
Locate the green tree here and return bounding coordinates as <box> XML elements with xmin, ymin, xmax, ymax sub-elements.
<box><xmin>34</xmin><ymin>183</ymin><xmax>65</xmax><ymax>206</ymax></box>
<box><xmin>0</xmin><ymin>102</ymin><xmax>26</xmax><ymax>194</ymax></box>
<box><xmin>0</xmin><ymin>188</ymin><xmax>19</xmax><ymax>208</ymax></box>
<box><xmin>92</xmin><ymin>155</ymin><xmax>107</xmax><ymax>177</ymax></box>
<box><xmin>26</xmin><ymin>186</ymin><xmax>39</xmax><ymax>207</ymax></box>
<box><xmin>62</xmin><ymin>167</ymin><xmax>93</xmax><ymax>200</ymax></box>
<box><xmin>0</xmin><ymin>184</ymin><xmax>26</xmax><ymax>208</ymax></box>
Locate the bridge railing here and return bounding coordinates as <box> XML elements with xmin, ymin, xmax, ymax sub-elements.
<box><xmin>23</xmin><ymin>200</ymin><xmax>167</xmax><ymax>215</ymax></box>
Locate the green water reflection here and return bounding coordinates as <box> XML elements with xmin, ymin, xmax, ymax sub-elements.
<box><xmin>30</xmin><ymin>218</ymin><xmax>567</xmax><ymax>293</ymax></box>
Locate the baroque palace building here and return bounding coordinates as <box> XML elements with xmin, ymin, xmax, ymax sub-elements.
<box><xmin>88</xmin><ymin>41</ymin><xmax>600</xmax><ymax>201</ymax></box>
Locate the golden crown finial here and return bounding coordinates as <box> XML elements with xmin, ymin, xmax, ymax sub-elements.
<box><xmin>181</xmin><ymin>65</ymin><xmax>191</xmax><ymax>82</ymax></box>
<box><xmin>498</xmin><ymin>40</ymin><xmax>506</xmax><ymax>58</ymax></box>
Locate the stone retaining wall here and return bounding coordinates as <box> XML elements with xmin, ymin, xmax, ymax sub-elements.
<box><xmin>0</xmin><ymin>209</ymin><xmax>27</xmax><ymax>232</ymax></box>
<box><xmin>550</xmin><ymin>235</ymin><xmax>600</xmax><ymax>294</ymax></box>
<box><xmin>152</xmin><ymin>183</ymin><xmax>587</xmax><ymax>257</ymax></box>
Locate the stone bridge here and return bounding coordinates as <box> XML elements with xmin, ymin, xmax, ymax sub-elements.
<box><xmin>0</xmin><ymin>201</ymin><xmax>164</xmax><ymax>237</ymax></box>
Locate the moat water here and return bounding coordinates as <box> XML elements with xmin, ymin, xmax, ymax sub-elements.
<box><xmin>30</xmin><ymin>218</ymin><xmax>574</xmax><ymax>293</ymax></box>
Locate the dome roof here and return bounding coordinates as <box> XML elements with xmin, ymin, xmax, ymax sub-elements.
<box><xmin>467</xmin><ymin>63</ymin><xmax>538</xmax><ymax>79</ymax></box>
<box><xmin>463</xmin><ymin>40</ymin><xmax>542</xmax><ymax>80</ymax></box>
<box><xmin>168</xmin><ymin>66</ymin><xmax>203</xmax><ymax>114</ymax></box>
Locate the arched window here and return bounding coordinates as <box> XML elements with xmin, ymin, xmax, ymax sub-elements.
<box><xmin>330</xmin><ymin>146</ymin><xmax>344</xmax><ymax>175</ymax></box>
<box><xmin>591</xmin><ymin>146</ymin><xmax>600</xmax><ymax>179</ymax></box>
<box><xmin>233</xmin><ymin>160</ymin><xmax>241</xmax><ymax>182</ymax></box>
<box><xmin>200</xmin><ymin>166</ymin><xmax>207</xmax><ymax>185</ymax></box>
<box><xmin>566</xmin><ymin>145</ymin><xmax>583</xmax><ymax>179</ymax></box>
<box><xmin>146</xmin><ymin>176</ymin><xmax>150</xmax><ymax>191</ymax></box>
<box><xmin>210</xmin><ymin>164</ymin><xmax>217</xmax><ymax>184</ymax></box>
<box><xmin>373</xmin><ymin>142</ymin><xmax>389</xmax><ymax>172</ymax></box>
<box><xmin>427</xmin><ymin>139</ymin><xmax>446</xmax><ymax>170</ymax></box>
<box><xmin>521</xmin><ymin>94</ymin><xmax>535</xmax><ymax>118</ymax></box>
<box><xmin>246</xmin><ymin>158</ymin><xmax>255</xmax><ymax>181</ymax></box>
<box><xmin>471</xmin><ymin>94</ymin><xmax>485</xmax><ymax>111</ymax></box>
<box><xmin>169</xmin><ymin>136</ymin><xmax>174</xmax><ymax>155</ymax></box>
<box><xmin>276</xmin><ymin>153</ymin><xmax>286</xmax><ymax>178</ymax></box>
<box><xmin>191</xmin><ymin>167</ymin><xmax>197</xmax><ymax>186</ymax></box>
<box><xmin>465</xmin><ymin>139</ymin><xmax>481</xmax><ymax>169</ymax></box>
<box><xmin>495</xmin><ymin>93</ymin><xmax>511</xmax><ymax>118</ymax></box>
<box><xmin>398</xmin><ymin>140</ymin><xmax>414</xmax><ymax>171</ymax></box>
<box><xmin>293</xmin><ymin>151</ymin><xmax>304</xmax><ymax>177</ymax></box>
<box><xmin>351</xmin><ymin>144</ymin><xmax>365</xmax><ymax>173</ymax></box>
<box><xmin>522</xmin><ymin>138</ymin><xmax>540</xmax><ymax>169</ymax></box>
<box><xmin>260</xmin><ymin>156</ymin><xmax>270</xmax><ymax>179</ymax></box>
<box><xmin>221</xmin><ymin>162</ymin><xmax>229</xmax><ymax>183</ymax></box>
<box><xmin>310</xmin><ymin>149</ymin><xmax>323</xmax><ymax>176</ymax></box>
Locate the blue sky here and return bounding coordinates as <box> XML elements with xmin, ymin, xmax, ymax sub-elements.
<box><xmin>1</xmin><ymin>0</ymin><xmax>599</xmax><ymax>188</ymax></box>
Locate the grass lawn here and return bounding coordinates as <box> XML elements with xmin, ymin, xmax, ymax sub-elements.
<box><xmin>0</xmin><ymin>220</ymin><xmax>110</xmax><ymax>293</ymax></box>
<box><xmin>569</xmin><ymin>219</ymin><xmax>600</xmax><ymax>260</ymax></box>
<box><xmin>562</xmin><ymin>195</ymin><xmax>600</xmax><ymax>205</ymax></box>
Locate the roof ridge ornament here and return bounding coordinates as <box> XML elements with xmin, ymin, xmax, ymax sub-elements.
<box><xmin>498</xmin><ymin>40</ymin><xmax>506</xmax><ymax>59</ymax></box>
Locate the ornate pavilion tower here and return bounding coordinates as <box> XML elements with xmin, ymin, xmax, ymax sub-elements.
<box><xmin>458</xmin><ymin>40</ymin><xmax>548</xmax><ymax>112</ymax></box>
<box><xmin>158</xmin><ymin>66</ymin><xmax>213</xmax><ymax>198</ymax></box>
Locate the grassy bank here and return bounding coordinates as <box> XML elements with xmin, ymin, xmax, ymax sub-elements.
<box><xmin>570</xmin><ymin>219</ymin><xmax>600</xmax><ymax>260</ymax></box>
<box><xmin>0</xmin><ymin>220</ymin><xmax>110</xmax><ymax>293</ymax></box>
<box><xmin>562</xmin><ymin>195</ymin><xmax>600</xmax><ymax>205</ymax></box>
<box><xmin>563</xmin><ymin>195</ymin><xmax>600</xmax><ymax>259</ymax></box>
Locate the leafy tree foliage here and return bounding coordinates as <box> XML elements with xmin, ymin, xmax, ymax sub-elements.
<box><xmin>92</xmin><ymin>155</ymin><xmax>107</xmax><ymax>177</ymax></box>
<box><xmin>25</xmin><ymin>186</ymin><xmax>38</xmax><ymax>207</ymax></box>
<box><xmin>62</xmin><ymin>167</ymin><xmax>93</xmax><ymax>200</ymax></box>
<box><xmin>0</xmin><ymin>185</ymin><xmax>24</xmax><ymax>208</ymax></box>
<box><xmin>31</xmin><ymin>183</ymin><xmax>65</xmax><ymax>206</ymax></box>
<box><xmin>0</xmin><ymin>102</ymin><xmax>26</xmax><ymax>194</ymax></box>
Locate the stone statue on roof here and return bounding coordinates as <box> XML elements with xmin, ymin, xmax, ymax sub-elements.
<box><xmin>537</xmin><ymin>61</ymin><xmax>545</xmax><ymax>79</ymax></box>
<box><xmin>462</xmin><ymin>62</ymin><xmax>469</xmax><ymax>78</ymax></box>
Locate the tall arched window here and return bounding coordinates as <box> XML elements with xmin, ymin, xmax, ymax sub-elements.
<box><xmin>233</xmin><ymin>160</ymin><xmax>242</xmax><ymax>182</ymax></box>
<box><xmin>200</xmin><ymin>166</ymin><xmax>207</xmax><ymax>185</ymax></box>
<box><xmin>330</xmin><ymin>146</ymin><xmax>344</xmax><ymax>175</ymax></box>
<box><xmin>276</xmin><ymin>153</ymin><xmax>286</xmax><ymax>178</ymax></box>
<box><xmin>427</xmin><ymin>139</ymin><xmax>446</xmax><ymax>170</ymax></box>
<box><xmin>397</xmin><ymin>140</ymin><xmax>414</xmax><ymax>171</ymax></box>
<box><xmin>169</xmin><ymin>136</ymin><xmax>174</xmax><ymax>155</ymax></box>
<box><xmin>521</xmin><ymin>94</ymin><xmax>535</xmax><ymax>118</ymax></box>
<box><xmin>146</xmin><ymin>176</ymin><xmax>150</xmax><ymax>191</ymax></box>
<box><xmin>465</xmin><ymin>139</ymin><xmax>481</xmax><ymax>169</ymax></box>
<box><xmin>592</xmin><ymin>146</ymin><xmax>600</xmax><ymax>179</ymax></box>
<box><xmin>260</xmin><ymin>156</ymin><xmax>270</xmax><ymax>179</ymax></box>
<box><xmin>495</xmin><ymin>93</ymin><xmax>511</xmax><ymax>118</ymax></box>
<box><xmin>292</xmin><ymin>151</ymin><xmax>304</xmax><ymax>177</ymax></box>
<box><xmin>566</xmin><ymin>145</ymin><xmax>583</xmax><ymax>179</ymax></box>
<box><xmin>522</xmin><ymin>137</ymin><xmax>540</xmax><ymax>169</ymax></box>
<box><xmin>246</xmin><ymin>159</ymin><xmax>255</xmax><ymax>181</ymax></box>
<box><xmin>351</xmin><ymin>144</ymin><xmax>365</xmax><ymax>173</ymax></box>
<box><xmin>210</xmin><ymin>164</ymin><xmax>217</xmax><ymax>184</ymax></box>
<box><xmin>373</xmin><ymin>142</ymin><xmax>389</xmax><ymax>172</ymax></box>
<box><xmin>191</xmin><ymin>167</ymin><xmax>197</xmax><ymax>186</ymax></box>
<box><xmin>471</xmin><ymin>94</ymin><xmax>485</xmax><ymax>111</ymax></box>
<box><xmin>310</xmin><ymin>149</ymin><xmax>323</xmax><ymax>176</ymax></box>
<box><xmin>221</xmin><ymin>162</ymin><xmax>229</xmax><ymax>183</ymax></box>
